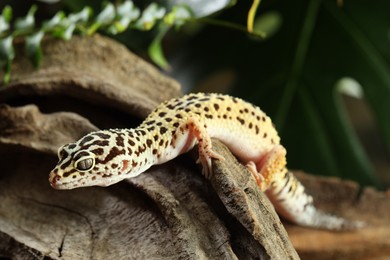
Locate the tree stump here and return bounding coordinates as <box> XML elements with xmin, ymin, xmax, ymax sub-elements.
<box><xmin>0</xmin><ymin>35</ymin><xmax>388</xmax><ymax>259</ymax></box>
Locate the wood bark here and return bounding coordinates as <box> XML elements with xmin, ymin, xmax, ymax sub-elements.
<box><xmin>0</xmin><ymin>35</ymin><xmax>388</xmax><ymax>259</ymax></box>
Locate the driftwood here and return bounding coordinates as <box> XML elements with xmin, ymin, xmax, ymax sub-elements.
<box><xmin>0</xmin><ymin>35</ymin><xmax>388</xmax><ymax>259</ymax></box>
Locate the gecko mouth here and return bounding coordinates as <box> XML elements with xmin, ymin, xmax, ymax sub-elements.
<box><xmin>49</xmin><ymin>172</ymin><xmax>121</xmax><ymax>189</ymax></box>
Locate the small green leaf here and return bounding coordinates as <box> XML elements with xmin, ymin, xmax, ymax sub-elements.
<box><xmin>68</xmin><ymin>6</ymin><xmax>92</xmax><ymax>23</ymax></box>
<box><xmin>25</xmin><ymin>30</ymin><xmax>44</xmax><ymax>68</ymax></box>
<box><xmin>0</xmin><ymin>35</ymin><xmax>14</xmax><ymax>84</ymax></box>
<box><xmin>252</xmin><ymin>11</ymin><xmax>282</xmax><ymax>39</ymax></box>
<box><xmin>117</xmin><ymin>0</ymin><xmax>140</xmax><ymax>21</ymax></box>
<box><xmin>148</xmin><ymin>23</ymin><xmax>170</xmax><ymax>69</ymax></box>
<box><xmin>43</xmin><ymin>11</ymin><xmax>66</xmax><ymax>30</ymax></box>
<box><xmin>164</xmin><ymin>5</ymin><xmax>192</xmax><ymax>26</ymax></box>
<box><xmin>135</xmin><ymin>3</ymin><xmax>166</xmax><ymax>30</ymax></box>
<box><xmin>88</xmin><ymin>2</ymin><xmax>116</xmax><ymax>35</ymax></box>
<box><xmin>95</xmin><ymin>2</ymin><xmax>115</xmax><ymax>25</ymax></box>
<box><xmin>1</xmin><ymin>5</ymin><xmax>12</xmax><ymax>22</ymax></box>
<box><xmin>109</xmin><ymin>0</ymin><xmax>140</xmax><ymax>34</ymax></box>
<box><xmin>0</xmin><ymin>5</ymin><xmax>12</xmax><ymax>34</ymax></box>
<box><xmin>60</xmin><ymin>23</ymin><xmax>76</xmax><ymax>40</ymax></box>
<box><xmin>15</xmin><ymin>5</ymin><xmax>37</xmax><ymax>30</ymax></box>
<box><xmin>0</xmin><ymin>35</ymin><xmax>14</xmax><ymax>65</ymax></box>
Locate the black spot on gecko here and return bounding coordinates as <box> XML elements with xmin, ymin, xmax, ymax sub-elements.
<box><xmin>263</xmin><ymin>133</ymin><xmax>267</xmax><ymax>138</ymax></box>
<box><xmin>116</xmin><ymin>135</ymin><xmax>124</xmax><ymax>146</ymax></box>
<box><xmin>236</xmin><ymin>117</ymin><xmax>245</xmax><ymax>125</ymax></box>
<box><xmin>152</xmin><ymin>149</ymin><xmax>158</xmax><ymax>155</ymax></box>
<box><xmin>205</xmin><ymin>114</ymin><xmax>213</xmax><ymax>119</ymax></box>
<box><xmin>255</xmin><ymin>125</ymin><xmax>260</xmax><ymax>135</ymax></box>
<box><xmin>91</xmin><ymin>148</ymin><xmax>104</xmax><ymax>155</ymax></box>
<box><xmin>185</xmin><ymin>108</ymin><xmax>191</xmax><ymax>113</ymax></box>
<box><xmin>111</xmin><ymin>163</ymin><xmax>118</xmax><ymax>169</ymax></box>
<box><xmin>153</xmin><ymin>135</ymin><xmax>159</xmax><ymax>141</ymax></box>
<box><xmin>63</xmin><ymin>168</ymin><xmax>76</xmax><ymax>177</ymax></box>
<box><xmin>213</xmin><ymin>103</ymin><xmax>219</xmax><ymax>111</ymax></box>
<box><xmin>187</xmin><ymin>95</ymin><xmax>198</xmax><ymax>101</ymax></box>
<box><xmin>156</xmin><ymin>122</ymin><xmax>163</xmax><ymax>126</ymax></box>
<box><xmin>146</xmin><ymin>139</ymin><xmax>153</xmax><ymax>148</ymax></box>
<box><xmin>227</xmin><ymin>107</ymin><xmax>232</xmax><ymax>112</ymax></box>
<box><xmin>173</xmin><ymin>122</ymin><xmax>180</xmax><ymax>128</ymax></box>
<box><xmin>223</xmin><ymin>114</ymin><xmax>227</xmax><ymax>119</ymax></box>
<box><xmin>159</xmin><ymin>112</ymin><xmax>166</xmax><ymax>117</ymax></box>
<box><xmin>165</xmin><ymin>117</ymin><xmax>172</xmax><ymax>122</ymax></box>
<box><xmin>100</xmin><ymin>147</ymin><xmax>125</xmax><ymax>164</ymax></box>
<box><xmin>160</xmin><ymin>127</ymin><xmax>168</xmax><ymax>135</ymax></box>
<box><xmin>262</xmin><ymin>116</ymin><xmax>266</xmax><ymax>122</ymax></box>
<box><xmin>175</xmin><ymin>114</ymin><xmax>183</xmax><ymax>119</ymax></box>
<box><xmin>249</xmin><ymin>122</ymin><xmax>253</xmax><ymax>129</ymax></box>
<box><xmin>68</xmin><ymin>144</ymin><xmax>77</xmax><ymax>149</ymax></box>
<box><xmin>94</xmin><ymin>132</ymin><xmax>111</xmax><ymax>139</ymax></box>
<box><xmin>204</xmin><ymin>107</ymin><xmax>209</xmax><ymax>112</ymax></box>
<box><xmin>147</xmin><ymin>126</ymin><xmax>155</xmax><ymax>131</ymax></box>
<box><xmin>129</xmin><ymin>139</ymin><xmax>135</xmax><ymax>146</ymax></box>
<box><xmin>79</xmin><ymin>135</ymin><xmax>94</xmax><ymax>146</ymax></box>
<box><xmin>145</xmin><ymin>120</ymin><xmax>155</xmax><ymax>125</ymax></box>
<box><xmin>195</xmin><ymin>103</ymin><xmax>201</xmax><ymax>108</ymax></box>
<box><xmin>82</xmin><ymin>140</ymin><xmax>109</xmax><ymax>149</ymax></box>
<box><xmin>128</xmin><ymin>147</ymin><xmax>132</xmax><ymax>155</ymax></box>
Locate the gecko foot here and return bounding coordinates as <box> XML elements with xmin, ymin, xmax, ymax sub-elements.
<box><xmin>247</xmin><ymin>145</ymin><xmax>287</xmax><ymax>191</ymax></box>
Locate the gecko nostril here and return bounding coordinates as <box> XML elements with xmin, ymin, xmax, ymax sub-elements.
<box><xmin>50</xmin><ymin>174</ymin><xmax>61</xmax><ymax>188</ymax></box>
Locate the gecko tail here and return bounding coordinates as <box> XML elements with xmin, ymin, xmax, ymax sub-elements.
<box><xmin>266</xmin><ymin>171</ymin><xmax>365</xmax><ymax>231</ymax></box>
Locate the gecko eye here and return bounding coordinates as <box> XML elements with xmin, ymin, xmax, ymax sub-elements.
<box><xmin>75</xmin><ymin>158</ymin><xmax>95</xmax><ymax>171</ymax></box>
<box><xmin>73</xmin><ymin>151</ymin><xmax>95</xmax><ymax>172</ymax></box>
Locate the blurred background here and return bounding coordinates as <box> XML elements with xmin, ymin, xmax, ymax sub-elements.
<box><xmin>1</xmin><ymin>0</ymin><xmax>389</xmax><ymax>188</ymax></box>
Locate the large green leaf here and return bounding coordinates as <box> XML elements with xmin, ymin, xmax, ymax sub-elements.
<box><xmin>169</xmin><ymin>0</ymin><xmax>390</xmax><ymax>187</ymax></box>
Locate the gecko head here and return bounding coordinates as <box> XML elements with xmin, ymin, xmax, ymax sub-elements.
<box><xmin>49</xmin><ymin>131</ymin><xmax>137</xmax><ymax>190</ymax></box>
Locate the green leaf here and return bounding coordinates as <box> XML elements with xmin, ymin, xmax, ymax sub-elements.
<box><xmin>68</xmin><ymin>6</ymin><xmax>92</xmax><ymax>24</ymax></box>
<box><xmin>1</xmin><ymin>5</ymin><xmax>12</xmax><ymax>22</ymax></box>
<box><xmin>95</xmin><ymin>2</ymin><xmax>115</xmax><ymax>25</ymax></box>
<box><xmin>60</xmin><ymin>23</ymin><xmax>76</xmax><ymax>40</ymax></box>
<box><xmin>135</xmin><ymin>3</ymin><xmax>166</xmax><ymax>30</ymax></box>
<box><xmin>0</xmin><ymin>5</ymin><xmax>12</xmax><ymax>34</ymax></box>
<box><xmin>148</xmin><ymin>23</ymin><xmax>171</xmax><ymax>70</ymax></box>
<box><xmin>164</xmin><ymin>5</ymin><xmax>192</xmax><ymax>26</ymax></box>
<box><xmin>252</xmin><ymin>11</ymin><xmax>282</xmax><ymax>39</ymax></box>
<box><xmin>0</xmin><ymin>35</ymin><xmax>14</xmax><ymax>84</ymax></box>
<box><xmin>25</xmin><ymin>30</ymin><xmax>44</xmax><ymax>68</ymax></box>
<box><xmin>107</xmin><ymin>0</ymin><xmax>140</xmax><ymax>34</ymax></box>
<box><xmin>43</xmin><ymin>11</ymin><xmax>66</xmax><ymax>30</ymax></box>
<box><xmin>15</xmin><ymin>5</ymin><xmax>37</xmax><ymax>30</ymax></box>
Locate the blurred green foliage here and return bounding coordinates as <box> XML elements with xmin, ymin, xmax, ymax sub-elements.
<box><xmin>1</xmin><ymin>0</ymin><xmax>389</xmax><ymax>187</ymax></box>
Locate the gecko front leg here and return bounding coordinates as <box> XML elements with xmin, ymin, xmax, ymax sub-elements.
<box><xmin>245</xmin><ymin>145</ymin><xmax>287</xmax><ymax>191</ymax></box>
<box><xmin>179</xmin><ymin>117</ymin><xmax>225</xmax><ymax>178</ymax></box>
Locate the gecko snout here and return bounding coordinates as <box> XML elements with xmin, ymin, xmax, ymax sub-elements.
<box><xmin>49</xmin><ymin>173</ymin><xmax>62</xmax><ymax>189</ymax></box>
